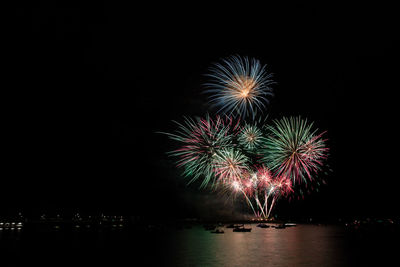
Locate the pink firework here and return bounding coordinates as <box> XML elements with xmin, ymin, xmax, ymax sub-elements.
<box><xmin>256</xmin><ymin>165</ymin><xmax>273</xmax><ymax>189</ymax></box>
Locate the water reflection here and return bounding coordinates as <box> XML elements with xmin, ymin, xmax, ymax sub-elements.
<box><xmin>0</xmin><ymin>223</ymin><xmax>396</xmax><ymax>266</ymax></box>
<box><xmin>172</xmin><ymin>225</ymin><xmax>348</xmax><ymax>267</ymax></box>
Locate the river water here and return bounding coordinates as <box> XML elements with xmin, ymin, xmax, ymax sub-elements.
<box><xmin>1</xmin><ymin>223</ymin><xmax>397</xmax><ymax>266</ymax></box>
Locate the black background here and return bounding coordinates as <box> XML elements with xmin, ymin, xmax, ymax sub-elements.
<box><xmin>6</xmin><ymin>3</ymin><xmax>398</xmax><ymax>219</ymax></box>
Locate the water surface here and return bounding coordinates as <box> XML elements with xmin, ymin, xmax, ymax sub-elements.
<box><xmin>1</xmin><ymin>223</ymin><xmax>397</xmax><ymax>266</ymax></box>
<box><xmin>169</xmin><ymin>224</ymin><xmax>348</xmax><ymax>267</ymax></box>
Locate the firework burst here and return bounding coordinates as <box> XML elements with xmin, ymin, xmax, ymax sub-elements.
<box><xmin>265</xmin><ymin>175</ymin><xmax>293</xmax><ymax>198</ymax></box>
<box><xmin>237</xmin><ymin>123</ymin><xmax>266</xmax><ymax>152</ymax></box>
<box><xmin>256</xmin><ymin>165</ymin><xmax>273</xmax><ymax>188</ymax></box>
<box><xmin>204</xmin><ymin>55</ymin><xmax>274</xmax><ymax>119</ymax></box>
<box><xmin>162</xmin><ymin>115</ymin><xmax>238</xmax><ymax>188</ymax></box>
<box><xmin>263</xmin><ymin>116</ymin><xmax>329</xmax><ymax>184</ymax></box>
<box><xmin>213</xmin><ymin>148</ymin><xmax>249</xmax><ymax>184</ymax></box>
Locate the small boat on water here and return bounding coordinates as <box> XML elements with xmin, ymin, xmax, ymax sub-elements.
<box><xmin>226</xmin><ymin>224</ymin><xmax>243</xmax><ymax>228</ymax></box>
<box><xmin>233</xmin><ymin>224</ymin><xmax>252</xmax><ymax>232</ymax></box>
<box><xmin>257</xmin><ymin>223</ymin><xmax>270</xmax><ymax>228</ymax></box>
<box><xmin>211</xmin><ymin>228</ymin><xmax>224</xmax><ymax>234</ymax></box>
<box><xmin>274</xmin><ymin>224</ymin><xmax>286</xmax><ymax>229</ymax></box>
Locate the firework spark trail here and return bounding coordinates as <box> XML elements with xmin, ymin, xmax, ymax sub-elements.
<box><xmin>204</xmin><ymin>55</ymin><xmax>274</xmax><ymax>119</ymax></box>
<box><xmin>242</xmin><ymin>172</ymin><xmax>267</xmax><ymax>217</ymax></box>
<box><xmin>254</xmin><ymin>194</ymin><xmax>267</xmax><ymax>218</ymax></box>
<box><xmin>265</xmin><ymin>175</ymin><xmax>293</xmax><ymax>218</ymax></box>
<box><xmin>235</xmin><ymin>167</ymin><xmax>293</xmax><ymax>218</ymax></box>
<box><xmin>255</xmin><ymin>173</ymin><xmax>293</xmax><ymax>218</ymax></box>
<box><xmin>221</xmin><ymin>166</ymin><xmax>291</xmax><ymax>219</ymax></box>
<box><xmin>229</xmin><ymin>180</ymin><xmax>258</xmax><ymax>217</ymax></box>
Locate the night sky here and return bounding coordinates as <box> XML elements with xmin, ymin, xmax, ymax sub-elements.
<box><xmin>7</xmin><ymin>3</ymin><xmax>398</xmax><ymax>219</ymax></box>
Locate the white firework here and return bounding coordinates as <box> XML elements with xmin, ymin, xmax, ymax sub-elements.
<box><xmin>204</xmin><ymin>55</ymin><xmax>274</xmax><ymax>119</ymax></box>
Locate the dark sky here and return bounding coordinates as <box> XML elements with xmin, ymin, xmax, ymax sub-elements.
<box><xmin>6</xmin><ymin>3</ymin><xmax>398</xmax><ymax>219</ymax></box>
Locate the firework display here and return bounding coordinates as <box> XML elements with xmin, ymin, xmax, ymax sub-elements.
<box><xmin>162</xmin><ymin>56</ymin><xmax>329</xmax><ymax>218</ymax></box>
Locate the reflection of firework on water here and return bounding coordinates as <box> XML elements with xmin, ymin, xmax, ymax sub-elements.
<box><xmin>213</xmin><ymin>148</ymin><xmax>249</xmax><ymax>183</ymax></box>
<box><xmin>263</xmin><ymin>116</ymin><xmax>329</xmax><ymax>184</ymax></box>
<box><xmin>238</xmin><ymin>123</ymin><xmax>266</xmax><ymax>152</ymax></box>
<box><xmin>163</xmin><ymin>115</ymin><xmax>238</xmax><ymax>188</ymax></box>
<box><xmin>204</xmin><ymin>55</ymin><xmax>274</xmax><ymax>119</ymax></box>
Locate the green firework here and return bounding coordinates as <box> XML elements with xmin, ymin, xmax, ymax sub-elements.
<box><xmin>262</xmin><ymin>116</ymin><xmax>328</xmax><ymax>184</ymax></box>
